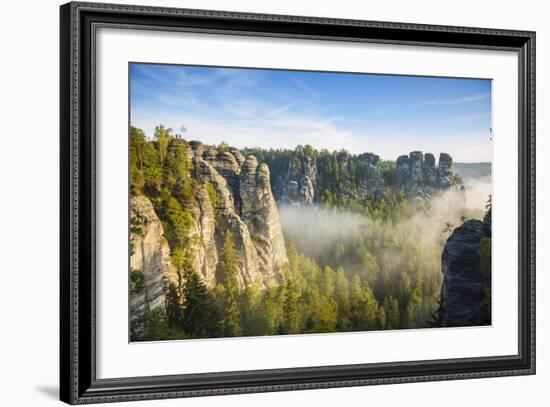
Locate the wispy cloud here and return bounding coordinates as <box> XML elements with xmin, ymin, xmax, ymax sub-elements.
<box><xmin>291</xmin><ymin>77</ymin><xmax>321</xmax><ymax>97</ymax></box>
<box><xmin>130</xmin><ymin>64</ymin><xmax>493</xmax><ymax>162</ymax></box>
<box><xmin>450</xmin><ymin>112</ymin><xmax>491</xmax><ymax>122</ymax></box>
<box><xmin>246</xmin><ymin>101</ymin><xmax>300</xmax><ymax>124</ymax></box>
<box><xmin>414</xmin><ymin>92</ymin><xmax>490</xmax><ymax>107</ymax></box>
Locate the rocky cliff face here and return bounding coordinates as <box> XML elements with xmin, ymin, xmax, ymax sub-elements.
<box><xmin>440</xmin><ymin>219</ymin><xmax>491</xmax><ymax>327</ymax></box>
<box><xmin>397</xmin><ymin>151</ymin><xmax>458</xmax><ymax>194</ymax></box>
<box><xmin>240</xmin><ymin>156</ymin><xmax>288</xmax><ymax>285</ymax></box>
<box><xmin>274</xmin><ymin>155</ymin><xmax>317</xmax><ymax>205</ymax></box>
<box><xmin>193</xmin><ymin>144</ymin><xmax>287</xmax><ymax>289</ymax></box>
<box><xmin>271</xmin><ymin>150</ymin><xmax>457</xmax><ymax>207</ymax></box>
<box><xmin>129</xmin><ymin>195</ymin><xmax>177</xmax><ymax>322</ymax></box>
<box><xmin>131</xmin><ymin>139</ymin><xmax>288</xmax><ymax>318</ymax></box>
<box><xmin>356</xmin><ymin>152</ymin><xmax>383</xmax><ymax>200</ymax></box>
<box><xmin>273</xmin><ymin>151</ymin><xmax>386</xmax><ymax>205</ymax></box>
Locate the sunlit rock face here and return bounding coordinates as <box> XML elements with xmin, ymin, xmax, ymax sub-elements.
<box><xmin>131</xmin><ymin>141</ymin><xmax>288</xmax><ymax>310</ymax></box>
<box><xmin>129</xmin><ymin>195</ymin><xmax>176</xmax><ymax>322</ymax></box>
<box><xmin>196</xmin><ymin>146</ymin><xmax>288</xmax><ymax>290</ymax></box>
<box><xmin>240</xmin><ymin>156</ymin><xmax>287</xmax><ymax>286</ymax></box>
<box><xmin>440</xmin><ymin>219</ymin><xmax>491</xmax><ymax>327</ymax></box>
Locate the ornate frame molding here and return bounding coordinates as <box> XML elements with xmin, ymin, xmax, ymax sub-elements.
<box><xmin>60</xmin><ymin>2</ymin><xmax>535</xmax><ymax>404</ymax></box>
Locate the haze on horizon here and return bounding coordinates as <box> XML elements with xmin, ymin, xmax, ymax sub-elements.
<box><xmin>130</xmin><ymin>63</ymin><xmax>493</xmax><ymax>163</ymax></box>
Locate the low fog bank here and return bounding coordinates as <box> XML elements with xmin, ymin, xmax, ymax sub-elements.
<box><xmin>402</xmin><ymin>176</ymin><xmax>491</xmax><ymax>248</ymax></box>
<box><xmin>278</xmin><ymin>177</ymin><xmax>491</xmax><ymax>259</ymax></box>
<box><xmin>278</xmin><ymin>205</ymin><xmax>364</xmax><ymax>258</ymax></box>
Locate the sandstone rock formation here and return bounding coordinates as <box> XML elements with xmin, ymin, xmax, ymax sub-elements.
<box><xmin>354</xmin><ymin>153</ymin><xmax>384</xmax><ymax>200</ymax></box>
<box><xmin>274</xmin><ymin>155</ymin><xmax>317</xmax><ymax>205</ymax></box>
<box><xmin>181</xmin><ymin>141</ymin><xmax>287</xmax><ymax>285</ymax></box>
<box><xmin>440</xmin><ymin>219</ymin><xmax>491</xmax><ymax>327</ymax></box>
<box><xmin>240</xmin><ymin>156</ymin><xmax>287</xmax><ymax>286</ymax></box>
<box><xmin>129</xmin><ymin>195</ymin><xmax>177</xmax><ymax>321</ymax></box>
<box><xmin>423</xmin><ymin>153</ymin><xmax>437</xmax><ymax>186</ymax></box>
<box><xmin>272</xmin><ymin>150</ymin><xmax>387</xmax><ymax>205</ymax></box>
<box><xmin>192</xmin><ymin>145</ymin><xmax>287</xmax><ymax>289</ymax></box>
<box><xmin>397</xmin><ymin>151</ymin><xmax>458</xmax><ymax>194</ymax></box>
<box><xmin>437</xmin><ymin>152</ymin><xmax>454</xmax><ymax>189</ymax></box>
<box><xmin>130</xmin><ymin>140</ymin><xmax>290</xmax><ymax>320</ymax></box>
<box><xmin>186</xmin><ymin>183</ymin><xmax>219</xmax><ymax>288</ymax></box>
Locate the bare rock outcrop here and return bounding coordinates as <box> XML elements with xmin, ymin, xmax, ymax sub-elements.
<box><xmin>130</xmin><ymin>139</ymin><xmax>290</xmax><ymax>323</ymax></box>
<box><xmin>396</xmin><ymin>155</ymin><xmax>410</xmax><ymax>182</ymax></box>
<box><xmin>189</xmin><ymin>186</ymin><xmax>218</xmax><ymax>288</ymax></box>
<box><xmin>191</xmin><ymin>144</ymin><xmax>288</xmax><ymax>289</ymax></box>
<box><xmin>129</xmin><ymin>195</ymin><xmax>177</xmax><ymax>321</ymax></box>
<box><xmin>194</xmin><ymin>156</ymin><xmax>261</xmax><ymax>288</ymax></box>
<box><xmin>440</xmin><ymin>219</ymin><xmax>491</xmax><ymax>327</ymax></box>
<box><xmin>274</xmin><ymin>155</ymin><xmax>317</xmax><ymax>205</ymax></box>
<box><xmin>437</xmin><ymin>153</ymin><xmax>454</xmax><ymax>189</ymax></box>
<box><xmin>240</xmin><ymin>156</ymin><xmax>287</xmax><ymax>286</ymax></box>
<box><xmin>423</xmin><ymin>153</ymin><xmax>437</xmax><ymax>186</ymax></box>
<box><xmin>396</xmin><ymin>151</ymin><xmax>459</xmax><ymax>194</ymax></box>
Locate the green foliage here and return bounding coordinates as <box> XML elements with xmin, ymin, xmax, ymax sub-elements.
<box><xmin>427</xmin><ymin>296</ymin><xmax>445</xmax><ymax>328</ymax></box>
<box><xmin>130</xmin><ymin>126</ymin><xmax>162</xmax><ymax>194</ymax></box>
<box><xmin>484</xmin><ymin>195</ymin><xmax>492</xmax><ymax>225</ymax></box>
<box><xmin>221</xmin><ymin>231</ymin><xmax>242</xmax><ymax>336</ymax></box>
<box><xmin>154</xmin><ymin>124</ymin><xmax>173</xmax><ymax>164</ymax></box>
<box><xmin>380</xmin><ymin>160</ymin><xmax>398</xmax><ymax>185</ymax></box>
<box><xmin>129</xmin><ymin>125</ymin><xmax>481</xmax><ymax>341</ymax></box>
<box><xmin>129</xmin><ymin>214</ymin><xmax>143</xmax><ymax>257</ymax></box>
<box><xmin>130</xmin><ymin>270</ymin><xmax>145</xmax><ymax>294</ymax></box>
<box><xmin>383</xmin><ymin>296</ymin><xmax>400</xmax><ymax>329</ymax></box>
<box><xmin>281</xmin><ymin>278</ymin><xmax>300</xmax><ymax>334</ymax></box>
<box><xmin>129</xmin><ymin>215</ymin><xmax>143</xmax><ymax>235</ymax></box>
<box><xmin>165</xmin><ymin>282</ymin><xmax>184</xmax><ymax>327</ymax></box>
<box><xmin>349</xmin><ymin>276</ymin><xmax>378</xmax><ymax>331</ymax></box>
<box><xmin>131</xmin><ymin>308</ymin><xmax>186</xmax><ymax>342</ymax></box>
<box><xmin>162</xmin><ymin>196</ymin><xmax>195</xmax><ymax>249</ymax></box>
<box><xmin>217</xmin><ymin>141</ymin><xmax>230</xmax><ymax>153</ymax></box>
<box><xmin>479</xmin><ymin>237</ymin><xmax>491</xmax><ymax>278</ymax></box>
<box><xmin>181</xmin><ymin>261</ymin><xmax>221</xmax><ymax>337</ymax></box>
<box><xmin>206</xmin><ymin>183</ymin><xmax>219</xmax><ymax>208</ymax></box>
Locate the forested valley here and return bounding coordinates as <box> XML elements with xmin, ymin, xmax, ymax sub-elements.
<box><xmin>129</xmin><ymin>125</ymin><xmax>491</xmax><ymax>341</ymax></box>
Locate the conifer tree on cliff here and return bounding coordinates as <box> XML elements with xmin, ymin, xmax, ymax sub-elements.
<box><xmin>221</xmin><ymin>231</ymin><xmax>242</xmax><ymax>336</ymax></box>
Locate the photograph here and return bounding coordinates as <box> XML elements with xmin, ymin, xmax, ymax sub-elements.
<box><xmin>55</xmin><ymin>2</ymin><xmax>536</xmax><ymax>403</ymax></box>
<box><xmin>128</xmin><ymin>63</ymin><xmax>493</xmax><ymax>342</ymax></box>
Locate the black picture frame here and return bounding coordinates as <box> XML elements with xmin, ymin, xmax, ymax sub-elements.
<box><xmin>60</xmin><ymin>2</ymin><xmax>536</xmax><ymax>404</ymax></box>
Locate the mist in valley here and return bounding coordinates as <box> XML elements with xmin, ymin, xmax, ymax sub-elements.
<box><xmin>278</xmin><ymin>177</ymin><xmax>492</xmax><ymax>266</ymax></box>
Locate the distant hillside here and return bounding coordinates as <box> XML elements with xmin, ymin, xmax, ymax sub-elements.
<box><xmin>454</xmin><ymin>162</ymin><xmax>491</xmax><ymax>180</ymax></box>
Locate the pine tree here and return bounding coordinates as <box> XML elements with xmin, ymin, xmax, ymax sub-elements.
<box><xmin>154</xmin><ymin>124</ymin><xmax>172</xmax><ymax>165</ymax></box>
<box><xmin>383</xmin><ymin>296</ymin><xmax>400</xmax><ymax>329</ymax></box>
<box><xmin>349</xmin><ymin>275</ymin><xmax>378</xmax><ymax>331</ymax></box>
<box><xmin>282</xmin><ymin>278</ymin><xmax>300</xmax><ymax>334</ymax></box>
<box><xmin>165</xmin><ymin>282</ymin><xmax>183</xmax><ymax>328</ymax></box>
<box><xmin>221</xmin><ymin>231</ymin><xmax>242</xmax><ymax>336</ymax></box>
<box><xmin>377</xmin><ymin>305</ymin><xmax>387</xmax><ymax>329</ymax></box>
<box><xmin>181</xmin><ymin>260</ymin><xmax>219</xmax><ymax>337</ymax></box>
<box><xmin>334</xmin><ymin>267</ymin><xmax>351</xmax><ymax>331</ymax></box>
<box><xmin>484</xmin><ymin>195</ymin><xmax>492</xmax><ymax>225</ymax></box>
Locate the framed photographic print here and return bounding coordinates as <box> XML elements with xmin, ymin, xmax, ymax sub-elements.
<box><xmin>60</xmin><ymin>2</ymin><xmax>536</xmax><ymax>404</ymax></box>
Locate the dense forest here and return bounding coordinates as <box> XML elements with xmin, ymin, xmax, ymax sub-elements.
<box><xmin>129</xmin><ymin>125</ymin><xmax>491</xmax><ymax>341</ymax></box>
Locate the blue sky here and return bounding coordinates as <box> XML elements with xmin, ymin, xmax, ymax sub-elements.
<box><xmin>130</xmin><ymin>63</ymin><xmax>492</xmax><ymax>162</ymax></box>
